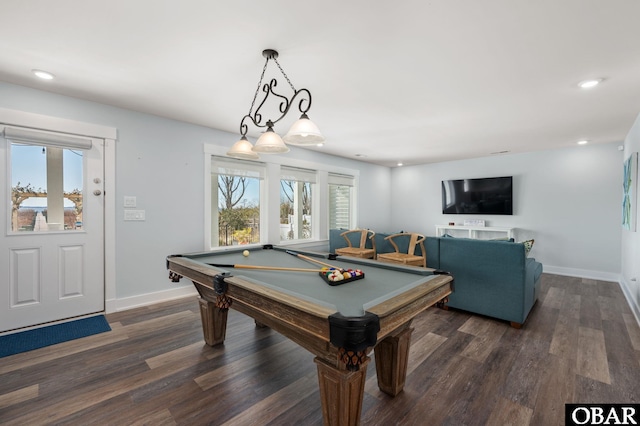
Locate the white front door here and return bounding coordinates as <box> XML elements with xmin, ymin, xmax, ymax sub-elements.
<box><xmin>0</xmin><ymin>126</ymin><xmax>105</xmax><ymax>332</ymax></box>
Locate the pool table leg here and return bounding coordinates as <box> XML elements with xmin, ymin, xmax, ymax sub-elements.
<box><xmin>198</xmin><ymin>297</ymin><xmax>229</xmax><ymax>346</ymax></box>
<box><xmin>374</xmin><ymin>325</ymin><xmax>413</xmax><ymax>396</ymax></box>
<box><xmin>315</xmin><ymin>356</ymin><xmax>370</xmax><ymax>426</ymax></box>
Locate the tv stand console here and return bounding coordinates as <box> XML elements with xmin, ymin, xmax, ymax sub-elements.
<box><xmin>435</xmin><ymin>225</ymin><xmax>515</xmax><ymax>240</ymax></box>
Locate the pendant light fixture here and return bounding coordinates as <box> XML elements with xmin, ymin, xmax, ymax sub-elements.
<box><xmin>226</xmin><ymin>49</ymin><xmax>324</xmax><ymax>159</ymax></box>
<box><xmin>226</xmin><ymin>135</ymin><xmax>259</xmax><ymax>159</ymax></box>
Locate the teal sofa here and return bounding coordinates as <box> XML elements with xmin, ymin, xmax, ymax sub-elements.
<box><xmin>329</xmin><ymin>229</ymin><xmax>543</xmax><ymax>327</ymax></box>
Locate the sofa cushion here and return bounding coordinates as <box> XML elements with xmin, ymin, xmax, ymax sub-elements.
<box><xmin>424</xmin><ymin>237</ymin><xmax>440</xmax><ymax>269</ymax></box>
<box><xmin>329</xmin><ymin>228</ymin><xmax>351</xmax><ymax>253</ymax></box>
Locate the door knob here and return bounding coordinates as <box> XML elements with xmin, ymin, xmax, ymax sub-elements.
<box><xmin>93</xmin><ymin>190</ymin><xmax>102</xmax><ymax>196</ymax></box>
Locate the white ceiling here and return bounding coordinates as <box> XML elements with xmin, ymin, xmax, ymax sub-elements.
<box><xmin>1</xmin><ymin>0</ymin><xmax>639</xmax><ymax>167</ymax></box>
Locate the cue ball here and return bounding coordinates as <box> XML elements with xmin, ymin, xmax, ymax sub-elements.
<box><xmin>242</xmin><ymin>250</ymin><xmax>250</xmax><ymax>257</ymax></box>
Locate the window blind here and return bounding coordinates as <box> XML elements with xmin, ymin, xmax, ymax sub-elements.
<box><xmin>281</xmin><ymin>166</ymin><xmax>317</xmax><ymax>183</ymax></box>
<box><xmin>212</xmin><ymin>157</ymin><xmax>266</xmax><ymax>179</ymax></box>
<box><xmin>3</xmin><ymin>126</ymin><xmax>93</xmax><ymax>150</ymax></box>
<box><xmin>328</xmin><ymin>173</ymin><xmax>354</xmax><ymax>186</ymax></box>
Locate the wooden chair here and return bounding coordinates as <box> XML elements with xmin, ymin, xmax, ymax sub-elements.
<box><xmin>377</xmin><ymin>233</ymin><xmax>427</xmax><ymax>267</ymax></box>
<box><xmin>334</xmin><ymin>229</ymin><xmax>376</xmax><ymax>259</ymax></box>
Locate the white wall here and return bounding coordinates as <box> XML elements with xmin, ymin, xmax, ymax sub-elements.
<box><xmin>390</xmin><ymin>143</ymin><xmax>623</xmax><ymax>279</ymax></box>
<box><xmin>622</xmin><ymin>112</ymin><xmax>640</xmax><ymax>321</ymax></box>
<box><xmin>0</xmin><ymin>82</ymin><xmax>391</xmax><ymax>307</ymax></box>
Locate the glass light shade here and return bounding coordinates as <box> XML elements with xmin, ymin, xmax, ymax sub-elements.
<box><xmin>252</xmin><ymin>127</ymin><xmax>290</xmax><ymax>153</ymax></box>
<box><xmin>283</xmin><ymin>114</ymin><xmax>325</xmax><ymax>145</ymax></box>
<box><xmin>227</xmin><ymin>136</ymin><xmax>259</xmax><ymax>159</ymax></box>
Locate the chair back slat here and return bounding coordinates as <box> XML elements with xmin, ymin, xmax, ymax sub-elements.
<box><xmin>336</xmin><ymin>229</ymin><xmax>376</xmax><ymax>259</ymax></box>
<box><xmin>378</xmin><ymin>232</ymin><xmax>426</xmax><ymax>267</ymax></box>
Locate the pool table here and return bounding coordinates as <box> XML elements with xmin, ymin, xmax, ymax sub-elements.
<box><xmin>166</xmin><ymin>245</ymin><xmax>453</xmax><ymax>426</ymax></box>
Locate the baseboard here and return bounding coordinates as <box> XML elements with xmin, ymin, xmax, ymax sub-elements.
<box><xmin>619</xmin><ymin>276</ymin><xmax>640</xmax><ymax>327</ymax></box>
<box><xmin>106</xmin><ymin>285</ymin><xmax>197</xmax><ymax>313</ymax></box>
<box><xmin>542</xmin><ymin>265</ymin><xmax>621</xmax><ymax>283</ymax></box>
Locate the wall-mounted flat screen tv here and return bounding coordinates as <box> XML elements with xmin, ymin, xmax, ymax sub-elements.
<box><xmin>442</xmin><ymin>176</ymin><xmax>513</xmax><ymax>215</ymax></box>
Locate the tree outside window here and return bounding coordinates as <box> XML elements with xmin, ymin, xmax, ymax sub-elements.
<box><xmin>211</xmin><ymin>157</ymin><xmax>263</xmax><ymax>248</ymax></box>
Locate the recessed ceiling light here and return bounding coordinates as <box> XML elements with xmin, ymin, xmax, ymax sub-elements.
<box><xmin>354</xmin><ymin>154</ymin><xmax>367</xmax><ymax>158</ymax></box>
<box><xmin>32</xmin><ymin>69</ymin><xmax>55</xmax><ymax>80</ymax></box>
<box><xmin>316</xmin><ymin>142</ymin><xmax>324</xmax><ymax>147</ymax></box>
<box><xmin>397</xmin><ymin>162</ymin><xmax>403</xmax><ymax>167</ymax></box>
<box><xmin>578</xmin><ymin>79</ymin><xmax>603</xmax><ymax>89</ymax></box>
<box><xmin>577</xmin><ymin>140</ymin><xmax>589</xmax><ymax>145</ymax></box>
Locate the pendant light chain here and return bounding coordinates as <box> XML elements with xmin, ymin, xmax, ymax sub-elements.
<box><xmin>247</xmin><ymin>58</ymin><xmax>270</xmax><ymax>116</ymax></box>
<box><xmin>273</xmin><ymin>57</ymin><xmax>297</xmax><ymax>92</ymax></box>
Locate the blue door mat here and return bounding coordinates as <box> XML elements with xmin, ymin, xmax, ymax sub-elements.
<box><xmin>0</xmin><ymin>315</ymin><xmax>111</xmax><ymax>358</ymax></box>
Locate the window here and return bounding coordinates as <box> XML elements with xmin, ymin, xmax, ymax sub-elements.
<box><xmin>6</xmin><ymin>127</ymin><xmax>90</xmax><ymax>233</ymax></box>
<box><xmin>329</xmin><ymin>173</ymin><xmax>354</xmax><ymax>229</ymax></box>
<box><xmin>211</xmin><ymin>157</ymin><xmax>264</xmax><ymax>247</ymax></box>
<box><xmin>204</xmin><ymin>144</ymin><xmax>358</xmax><ymax>248</ymax></box>
<box><xmin>280</xmin><ymin>166</ymin><xmax>316</xmax><ymax>241</ymax></box>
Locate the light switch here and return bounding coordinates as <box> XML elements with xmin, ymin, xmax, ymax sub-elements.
<box><xmin>124</xmin><ymin>210</ymin><xmax>145</xmax><ymax>221</ymax></box>
<box><xmin>124</xmin><ymin>196</ymin><xmax>137</xmax><ymax>208</ymax></box>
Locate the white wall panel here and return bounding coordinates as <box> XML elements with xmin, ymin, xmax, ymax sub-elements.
<box><xmin>10</xmin><ymin>247</ymin><xmax>40</xmax><ymax>306</ymax></box>
<box><xmin>59</xmin><ymin>245</ymin><xmax>84</xmax><ymax>298</ymax></box>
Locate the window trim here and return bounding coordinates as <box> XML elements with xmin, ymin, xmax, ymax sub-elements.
<box><xmin>204</xmin><ymin>144</ymin><xmax>358</xmax><ymax>251</ymax></box>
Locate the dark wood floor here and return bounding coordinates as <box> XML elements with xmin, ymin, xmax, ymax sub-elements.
<box><xmin>1</xmin><ymin>273</ymin><xmax>639</xmax><ymax>425</ymax></box>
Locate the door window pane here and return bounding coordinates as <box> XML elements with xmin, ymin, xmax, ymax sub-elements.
<box><xmin>10</xmin><ymin>144</ymin><xmax>83</xmax><ymax>232</ymax></box>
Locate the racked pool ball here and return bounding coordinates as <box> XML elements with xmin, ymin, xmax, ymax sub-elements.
<box><xmin>328</xmin><ymin>270</ymin><xmax>344</xmax><ymax>282</ymax></box>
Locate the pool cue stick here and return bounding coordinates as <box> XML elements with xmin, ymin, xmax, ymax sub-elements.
<box><xmin>285</xmin><ymin>250</ymin><xmax>344</xmax><ymax>271</ymax></box>
<box><xmin>207</xmin><ymin>263</ymin><xmax>325</xmax><ymax>273</ymax></box>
